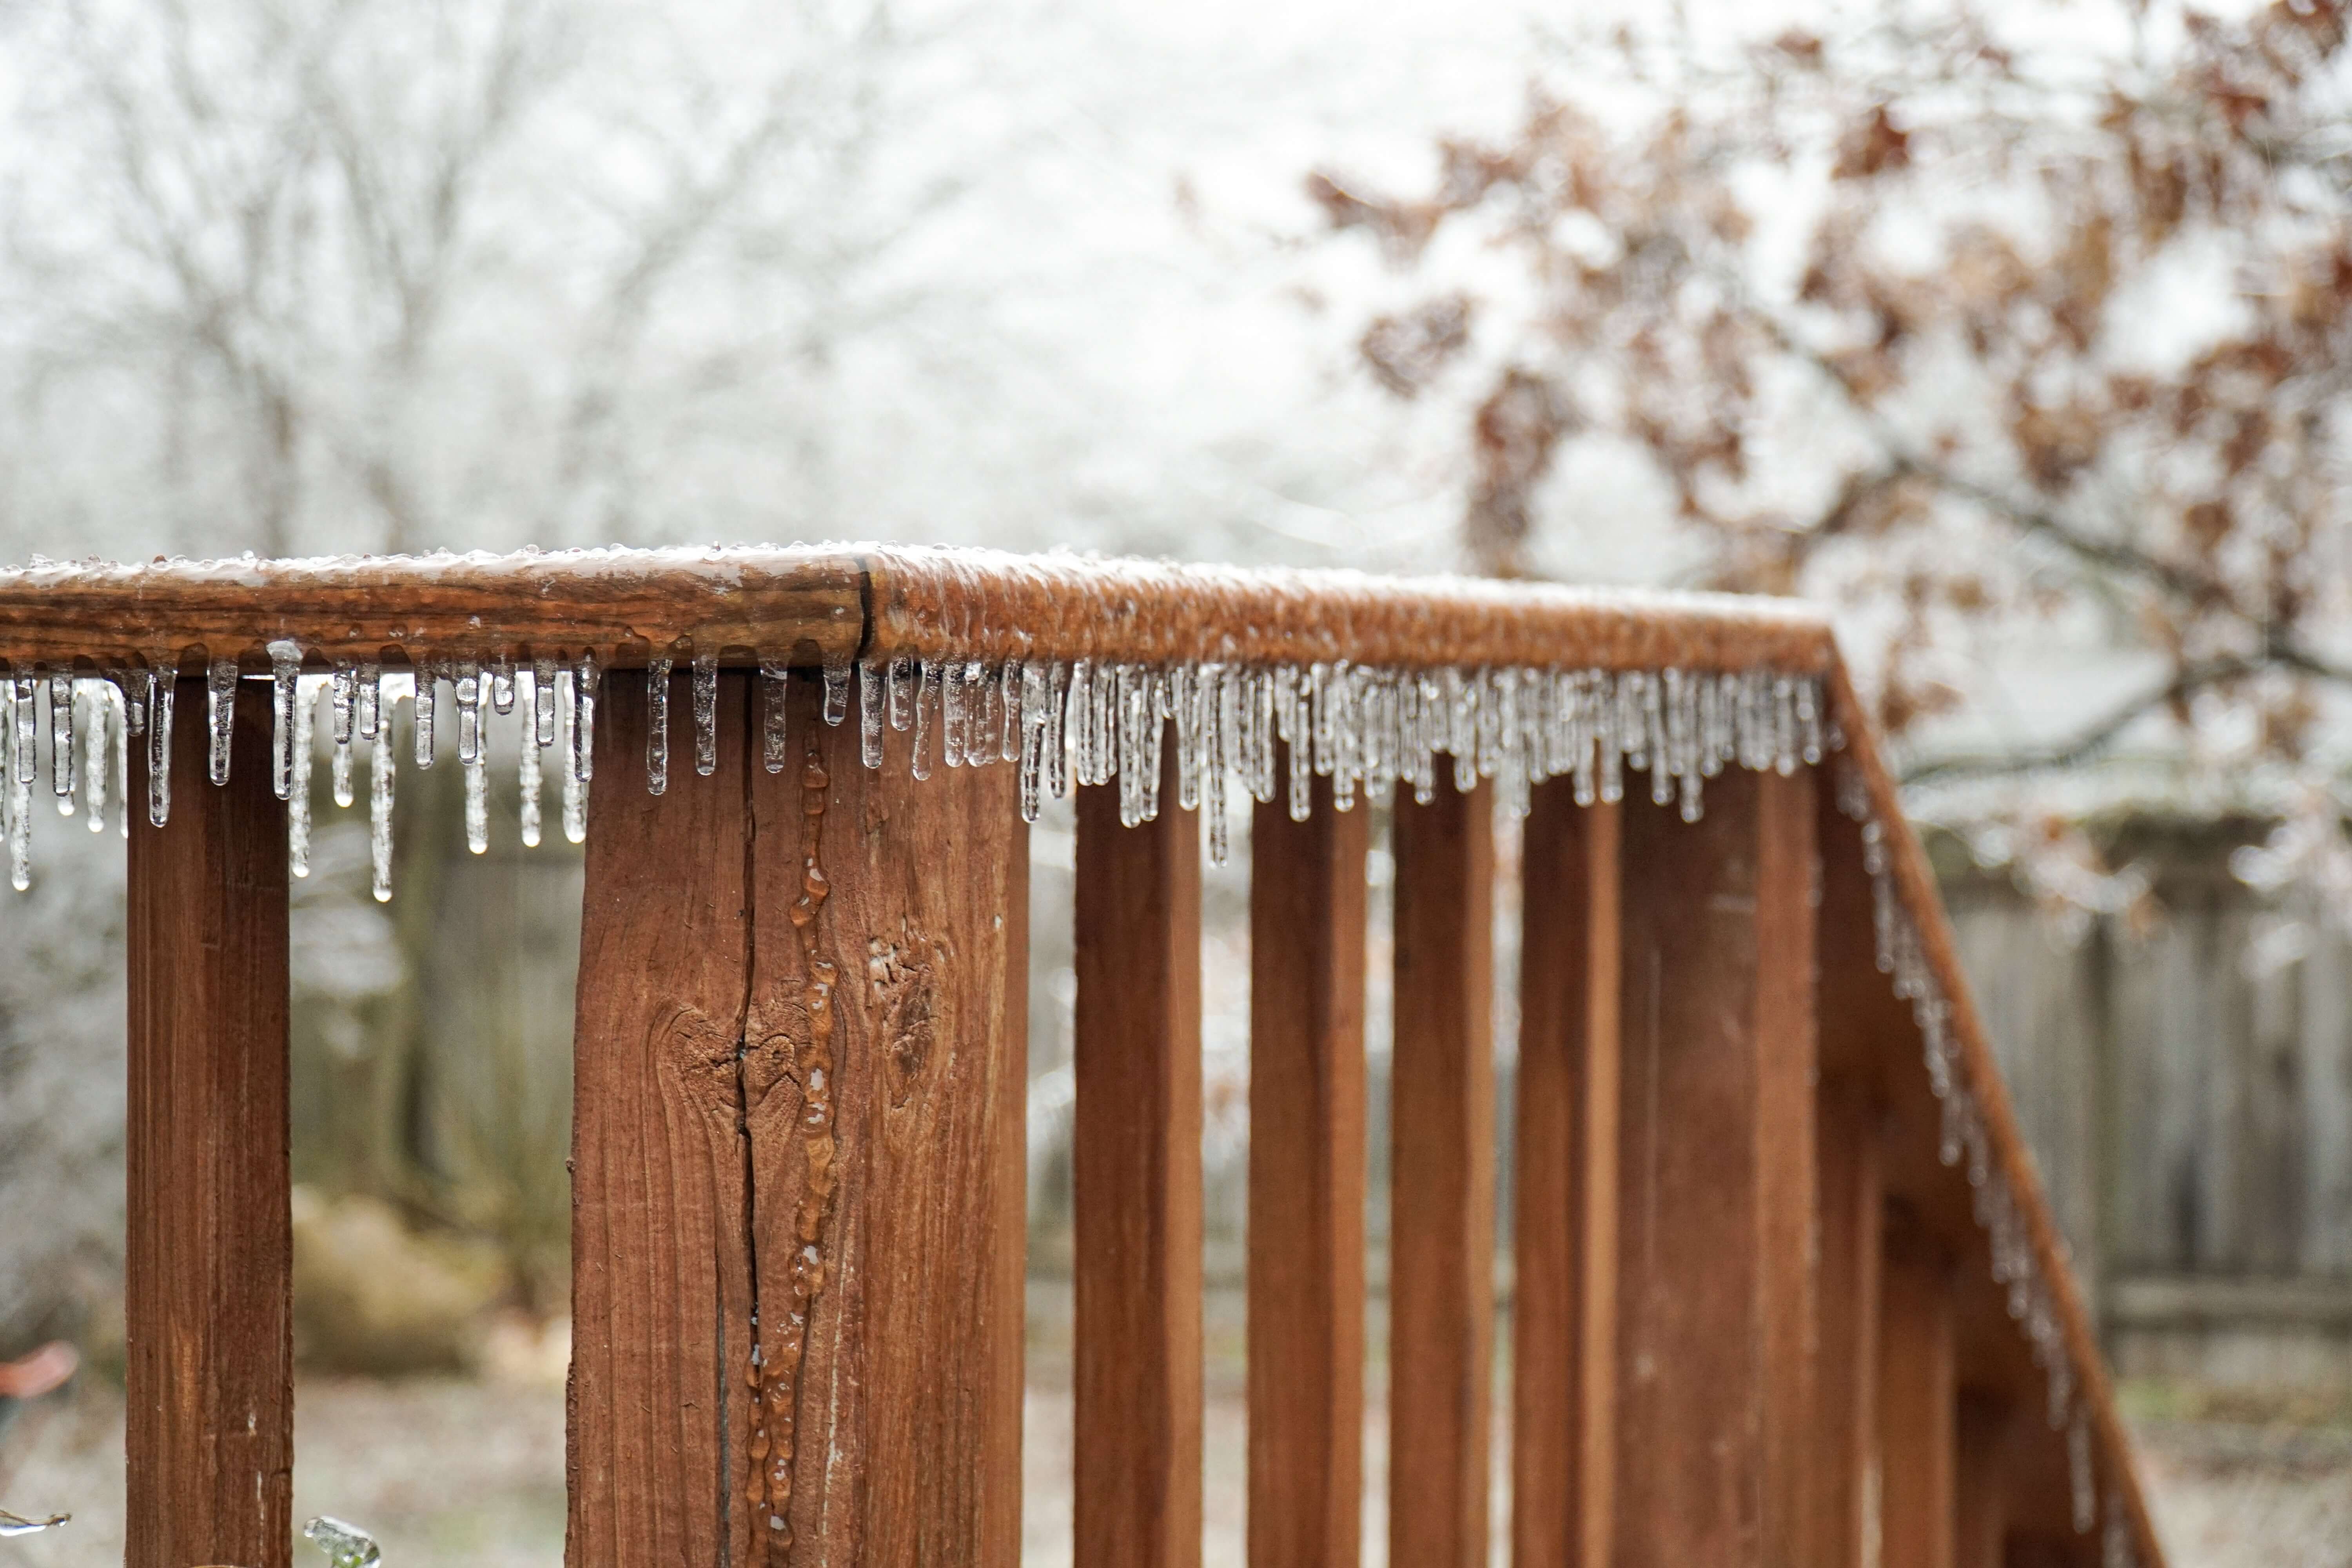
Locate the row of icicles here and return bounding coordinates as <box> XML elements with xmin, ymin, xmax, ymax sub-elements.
<box><xmin>0</xmin><ymin>650</ymin><xmax>1829</xmax><ymax>898</ymax></box>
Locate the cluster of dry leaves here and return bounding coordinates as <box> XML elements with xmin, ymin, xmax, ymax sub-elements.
<box><xmin>1311</xmin><ymin>0</ymin><xmax>2352</xmax><ymax>922</ymax></box>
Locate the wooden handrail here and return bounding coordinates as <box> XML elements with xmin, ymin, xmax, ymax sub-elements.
<box><xmin>5</xmin><ymin>545</ymin><xmax>2160</xmax><ymax>1568</ymax></box>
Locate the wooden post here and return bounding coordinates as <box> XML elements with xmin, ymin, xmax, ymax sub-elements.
<box><xmin>1613</xmin><ymin>768</ymin><xmax>1817</xmax><ymax>1566</ymax></box>
<box><xmin>570</xmin><ymin>668</ymin><xmax>1028</xmax><ymax>1567</ymax></box>
<box><xmin>1511</xmin><ymin>788</ymin><xmax>1619</xmax><ymax>1568</ymax></box>
<box><xmin>1954</xmin><ymin>1392</ymin><xmax>2012</xmax><ymax>1568</ymax></box>
<box><xmin>1247</xmin><ymin>764</ymin><xmax>1368</xmax><ymax>1568</ymax></box>
<box><xmin>1879</xmin><ymin>1221</ymin><xmax>1958</xmax><ymax>1568</ymax></box>
<box><xmin>1813</xmin><ymin>1079</ymin><xmax>1887</xmax><ymax>1568</ymax></box>
<box><xmin>1074</xmin><ymin>747</ymin><xmax>1203</xmax><ymax>1568</ymax></box>
<box><xmin>126</xmin><ymin>674</ymin><xmax>292</xmax><ymax>1568</ymax></box>
<box><xmin>1388</xmin><ymin>776</ymin><xmax>1496</xmax><ymax>1568</ymax></box>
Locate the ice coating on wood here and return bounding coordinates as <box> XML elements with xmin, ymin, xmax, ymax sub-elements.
<box><xmin>304</xmin><ymin>1515</ymin><xmax>382</xmax><ymax>1567</ymax></box>
<box><xmin>0</xmin><ymin>1509</ymin><xmax>69</xmax><ymax>1536</ymax></box>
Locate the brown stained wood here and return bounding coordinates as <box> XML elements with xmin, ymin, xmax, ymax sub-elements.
<box><xmin>1074</xmin><ymin>747</ymin><xmax>1204</xmax><ymax>1568</ymax></box>
<box><xmin>1510</xmin><ymin>787</ymin><xmax>1619</xmax><ymax>1568</ymax></box>
<box><xmin>1614</xmin><ymin>768</ymin><xmax>1817</xmax><ymax>1568</ymax></box>
<box><xmin>1880</xmin><ymin>1222</ymin><xmax>1959</xmax><ymax>1568</ymax></box>
<box><xmin>743</xmin><ymin>675</ymin><xmax>1029</xmax><ymax>1566</ymax></box>
<box><xmin>125</xmin><ymin>675</ymin><xmax>292</xmax><ymax>1568</ymax></box>
<box><xmin>568</xmin><ymin>668</ymin><xmax>756</xmax><ymax>1568</ymax></box>
<box><xmin>1388</xmin><ymin>776</ymin><xmax>1497</xmax><ymax>1568</ymax></box>
<box><xmin>0</xmin><ymin>548</ymin><xmax>864</xmax><ymax>670</ymax></box>
<box><xmin>1247</xmin><ymin>764</ymin><xmax>1368</xmax><ymax>1568</ymax></box>
<box><xmin>1955</xmin><ymin>1393</ymin><xmax>2014</xmax><ymax>1568</ymax></box>
<box><xmin>1814</xmin><ymin>1078</ymin><xmax>1887</xmax><ymax>1568</ymax></box>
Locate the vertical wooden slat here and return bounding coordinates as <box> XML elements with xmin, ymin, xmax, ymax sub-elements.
<box><xmin>1813</xmin><ymin>1078</ymin><xmax>1887</xmax><ymax>1568</ymax></box>
<box><xmin>1074</xmin><ymin>747</ymin><xmax>1203</xmax><ymax>1568</ymax></box>
<box><xmin>1248</xmin><ymin>764</ymin><xmax>1368</xmax><ymax>1568</ymax></box>
<box><xmin>126</xmin><ymin>675</ymin><xmax>292</xmax><ymax>1568</ymax></box>
<box><xmin>568</xmin><ymin>669</ymin><xmax>756</xmax><ymax>1567</ymax></box>
<box><xmin>1511</xmin><ymin>787</ymin><xmax>1619</xmax><ymax>1568</ymax></box>
<box><xmin>1388</xmin><ymin>776</ymin><xmax>1496</xmax><ymax>1568</ymax></box>
<box><xmin>1954</xmin><ymin>1392</ymin><xmax>2012</xmax><ymax>1568</ymax></box>
<box><xmin>1613</xmin><ymin>767</ymin><xmax>1817</xmax><ymax>1566</ymax></box>
<box><xmin>1879</xmin><ymin>1223</ymin><xmax>1958</xmax><ymax>1568</ymax></box>
<box><xmin>744</xmin><ymin>673</ymin><xmax>1029</xmax><ymax>1564</ymax></box>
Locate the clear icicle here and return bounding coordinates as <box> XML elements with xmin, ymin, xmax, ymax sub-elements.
<box><xmin>370</xmin><ymin>712</ymin><xmax>397</xmax><ymax>903</ymax></box>
<box><xmin>332</xmin><ymin>728</ymin><xmax>354</xmax><ymax>809</ymax></box>
<box><xmin>303</xmin><ymin>1514</ymin><xmax>382</xmax><ymax>1568</ymax></box>
<box><xmin>645</xmin><ymin>657</ymin><xmax>671</xmax><ymax>795</ymax></box>
<box><xmin>888</xmin><ymin>655</ymin><xmax>914</xmax><ymax>731</ymax></box>
<box><xmin>692</xmin><ymin>656</ymin><xmax>718</xmax><ymax>777</ymax></box>
<box><xmin>519</xmin><ymin>708</ymin><xmax>543</xmax><ymax>849</ymax></box>
<box><xmin>822</xmin><ymin>655</ymin><xmax>851</xmax><ymax>726</ymax></box>
<box><xmin>4</xmin><ymin>681</ymin><xmax>24</xmax><ymax>890</ymax></box>
<box><xmin>413</xmin><ymin>666</ymin><xmax>437</xmax><ymax>769</ymax></box>
<box><xmin>563</xmin><ymin>664</ymin><xmax>591</xmax><ymax>842</ymax></box>
<box><xmin>147</xmin><ymin>671</ymin><xmax>174</xmax><ymax>828</ymax></box>
<box><xmin>912</xmin><ymin>659</ymin><xmax>940</xmax><ymax>781</ymax></box>
<box><xmin>454</xmin><ymin>663</ymin><xmax>483</xmax><ymax>767</ymax></box>
<box><xmin>465</xmin><ymin>751</ymin><xmax>488</xmax><ymax>855</ymax></box>
<box><xmin>858</xmin><ymin>660</ymin><xmax>884</xmax><ymax>769</ymax></box>
<box><xmin>268</xmin><ymin>641</ymin><xmax>301</xmax><ymax>801</ymax></box>
<box><xmin>208</xmin><ymin>659</ymin><xmax>238</xmax><ymax>784</ymax></box>
<box><xmin>533</xmin><ymin>657</ymin><xmax>558</xmax><ymax>748</ymax></box>
<box><xmin>942</xmin><ymin>661</ymin><xmax>969</xmax><ymax>768</ymax></box>
<box><xmin>1018</xmin><ymin>662</ymin><xmax>1049</xmax><ymax>821</ymax></box>
<box><xmin>49</xmin><ymin>673</ymin><xmax>73</xmax><ymax>814</ymax></box>
<box><xmin>113</xmin><ymin>682</ymin><xmax>129</xmax><ymax>838</ymax></box>
<box><xmin>491</xmin><ymin>657</ymin><xmax>516</xmax><ymax>714</ymax></box>
<box><xmin>83</xmin><ymin>683</ymin><xmax>108</xmax><ymax>833</ymax></box>
<box><xmin>763</xmin><ymin>659</ymin><xmax>792</xmax><ymax>774</ymax></box>
<box><xmin>357</xmin><ymin>662</ymin><xmax>381</xmax><ymax>740</ymax></box>
<box><xmin>1001</xmin><ymin>660</ymin><xmax>1024</xmax><ymax>762</ymax></box>
<box><xmin>332</xmin><ymin>667</ymin><xmax>357</xmax><ymax>745</ymax></box>
<box><xmin>289</xmin><ymin>676</ymin><xmax>317</xmax><ymax>876</ymax></box>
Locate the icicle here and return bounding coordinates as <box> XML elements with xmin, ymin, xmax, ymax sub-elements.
<box><xmin>858</xmin><ymin>661</ymin><xmax>884</xmax><ymax>769</ymax></box>
<box><xmin>967</xmin><ymin>660</ymin><xmax>997</xmax><ymax>768</ymax></box>
<box><xmin>357</xmin><ymin>662</ymin><xmax>381</xmax><ymax>741</ymax></box>
<box><xmin>289</xmin><ymin>676</ymin><xmax>318</xmax><ymax>876</ymax></box>
<box><xmin>491</xmin><ymin>657</ymin><xmax>516</xmax><ymax>715</ymax></box>
<box><xmin>46</xmin><ymin>673</ymin><xmax>73</xmax><ymax>814</ymax></box>
<box><xmin>766</xmin><ymin>659</ymin><xmax>795</xmax><ymax>774</ymax></box>
<box><xmin>888</xmin><ymin>656</ymin><xmax>915</xmax><ymax>731</ymax></box>
<box><xmin>912</xmin><ymin>659</ymin><xmax>941</xmax><ymax>782</ymax></box>
<box><xmin>2068</xmin><ymin>1412</ymin><xmax>2095</xmax><ymax>1534</ymax></box>
<box><xmin>561</xmin><ymin>668</ymin><xmax>588</xmax><ymax>844</ymax></box>
<box><xmin>82</xmin><ymin>683</ymin><xmax>107</xmax><ymax>833</ymax></box>
<box><xmin>519</xmin><ymin>689</ymin><xmax>543</xmax><ymax>850</ymax></box>
<box><xmin>303</xmin><ymin>1514</ymin><xmax>381</xmax><ymax>1568</ymax></box>
<box><xmin>3</xmin><ymin>680</ymin><xmax>24</xmax><ymax>891</ymax></box>
<box><xmin>208</xmin><ymin>658</ymin><xmax>238</xmax><ymax>785</ymax></box>
<box><xmin>531</xmin><ymin>657</ymin><xmax>557</xmax><ymax>747</ymax></box>
<box><xmin>1018</xmin><ymin>663</ymin><xmax>1050</xmax><ymax>822</ymax></box>
<box><xmin>332</xmin><ymin>667</ymin><xmax>357</xmax><ymax>746</ymax></box>
<box><xmin>1172</xmin><ymin>665</ymin><xmax>1202</xmax><ymax>813</ymax></box>
<box><xmin>146</xmin><ymin>670</ymin><xmax>174</xmax><ymax>828</ymax></box>
<box><xmin>0</xmin><ymin>1510</ymin><xmax>70</xmax><ymax>1536</ymax></box>
<box><xmin>2103</xmin><ymin>1494</ymin><xmax>2133</xmax><ymax>1568</ymax></box>
<box><xmin>332</xmin><ymin>725</ymin><xmax>354</xmax><ymax>810</ymax></box>
<box><xmin>1797</xmin><ymin>677</ymin><xmax>1823</xmax><ymax>765</ymax></box>
<box><xmin>454</xmin><ymin>662</ymin><xmax>483</xmax><ymax>768</ymax></box>
<box><xmin>1000</xmin><ymin>661</ymin><xmax>1024</xmax><ymax>763</ymax></box>
<box><xmin>113</xmin><ymin>682</ymin><xmax>129</xmax><ymax>839</ymax></box>
<box><xmin>413</xmin><ymin>666</ymin><xmax>437</xmax><ymax>770</ymax></box>
<box><xmin>370</xmin><ymin>711</ymin><xmax>396</xmax><ymax>903</ymax></box>
<box><xmin>692</xmin><ymin>655</ymin><xmax>719</xmax><ymax>777</ymax></box>
<box><xmin>464</xmin><ymin>751</ymin><xmax>488</xmax><ymax>855</ymax></box>
<box><xmin>822</xmin><ymin>655</ymin><xmax>851</xmax><ymax>726</ymax></box>
<box><xmin>943</xmin><ymin>661</ymin><xmax>970</xmax><ymax>768</ymax></box>
<box><xmin>1045</xmin><ymin>661</ymin><xmax>1069</xmax><ymax>801</ymax></box>
<box><xmin>645</xmin><ymin>656</ymin><xmax>671</xmax><ymax>795</ymax></box>
<box><xmin>1064</xmin><ymin>660</ymin><xmax>1093</xmax><ymax>786</ymax></box>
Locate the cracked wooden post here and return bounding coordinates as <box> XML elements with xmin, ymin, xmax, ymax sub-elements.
<box><xmin>126</xmin><ymin>674</ymin><xmax>292</xmax><ymax>1568</ymax></box>
<box><xmin>569</xmin><ymin>667</ymin><xmax>1026</xmax><ymax>1566</ymax></box>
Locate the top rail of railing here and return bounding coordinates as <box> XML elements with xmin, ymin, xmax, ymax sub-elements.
<box><xmin>0</xmin><ymin>544</ymin><xmax>1832</xmax><ymax>673</ymax></box>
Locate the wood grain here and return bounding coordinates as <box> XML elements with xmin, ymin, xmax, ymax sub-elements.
<box><xmin>568</xmin><ymin>668</ymin><xmax>757</xmax><ymax>1568</ymax></box>
<box><xmin>1510</xmin><ymin>786</ymin><xmax>1619</xmax><ymax>1568</ymax></box>
<box><xmin>1954</xmin><ymin>1392</ymin><xmax>2013</xmax><ymax>1568</ymax></box>
<box><xmin>1813</xmin><ymin>1078</ymin><xmax>1887</xmax><ymax>1568</ymax></box>
<box><xmin>744</xmin><ymin>673</ymin><xmax>1029</xmax><ymax>1565</ymax></box>
<box><xmin>1247</xmin><ymin>763</ymin><xmax>1368</xmax><ymax>1568</ymax></box>
<box><xmin>1074</xmin><ymin>748</ymin><xmax>1204</xmax><ymax>1568</ymax></box>
<box><xmin>1613</xmin><ymin>768</ymin><xmax>1817</xmax><ymax>1567</ymax></box>
<box><xmin>125</xmin><ymin>675</ymin><xmax>292</xmax><ymax>1568</ymax></box>
<box><xmin>1388</xmin><ymin>777</ymin><xmax>1496</xmax><ymax>1568</ymax></box>
<box><xmin>1880</xmin><ymin>1221</ymin><xmax>1958</xmax><ymax>1568</ymax></box>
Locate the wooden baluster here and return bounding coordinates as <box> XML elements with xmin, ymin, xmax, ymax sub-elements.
<box><xmin>1510</xmin><ymin>788</ymin><xmax>1619</xmax><ymax>1568</ymax></box>
<box><xmin>568</xmin><ymin>668</ymin><xmax>757</xmax><ymax>1566</ymax></box>
<box><xmin>126</xmin><ymin>673</ymin><xmax>292</xmax><ymax>1568</ymax></box>
<box><xmin>1879</xmin><ymin>1218</ymin><xmax>1958</xmax><ymax>1568</ymax></box>
<box><xmin>1954</xmin><ymin>1392</ymin><xmax>2013</xmax><ymax>1568</ymax></box>
<box><xmin>1613</xmin><ymin>767</ymin><xmax>1817</xmax><ymax>1566</ymax></box>
<box><xmin>746</xmin><ymin>670</ymin><xmax>1029</xmax><ymax>1563</ymax></box>
<box><xmin>572</xmin><ymin>666</ymin><xmax>1028</xmax><ymax>1566</ymax></box>
<box><xmin>1247</xmin><ymin>762</ymin><xmax>1368</xmax><ymax>1568</ymax></box>
<box><xmin>1813</xmin><ymin>1079</ymin><xmax>1887</xmax><ymax>1568</ymax></box>
<box><xmin>1074</xmin><ymin>746</ymin><xmax>1203</xmax><ymax>1568</ymax></box>
<box><xmin>1388</xmin><ymin>776</ymin><xmax>1496</xmax><ymax>1568</ymax></box>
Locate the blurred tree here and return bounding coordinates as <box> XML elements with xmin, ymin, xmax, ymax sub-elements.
<box><xmin>1308</xmin><ymin>0</ymin><xmax>2352</xmax><ymax>922</ymax></box>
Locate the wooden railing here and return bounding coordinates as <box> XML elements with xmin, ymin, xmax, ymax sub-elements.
<box><xmin>0</xmin><ymin>546</ymin><xmax>2161</xmax><ymax>1567</ymax></box>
